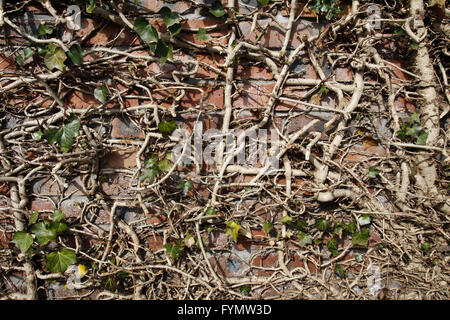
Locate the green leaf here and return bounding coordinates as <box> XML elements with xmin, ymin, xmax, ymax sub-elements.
<box><xmin>358</xmin><ymin>214</ymin><xmax>371</xmax><ymax>226</ymax></box>
<box><xmin>262</xmin><ymin>221</ymin><xmax>273</xmax><ymax>233</ymax></box>
<box><xmin>140</xmin><ymin>166</ymin><xmax>159</xmax><ymax>184</ymax></box>
<box><xmin>178</xmin><ymin>180</ymin><xmax>194</xmax><ymax>195</ymax></box>
<box><xmin>394</xmin><ymin>27</ymin><xmax>405</xmax><ymax>35</ymax></box>
<box><xmin>183</xmin><ymin>233</ymin><xmax>196</xmax><ymax>248</ymax></box>
<box><xmin>44</xmin><ymin>116</ymin><xmax>81</xmax><ymax>152</ymax></box>
<box><xmin>44</xmin><ymin>45</ymin><xmax>67</xmax><ymax>71</ymax></box>
<box><xmin>318</xmin><ymin>86</ymin><xmax>329</xmax><ymax>95</ymax></box>
<box><xmin>416</xmin><ymin>131</ymin><xmax>428</xmax><ymax>145</ymax></box>
<box><xmin>333</xmin><ymin>221</ymin><xmax>345</xmax><ymax>238</ymax></box>
<box><xmin>168</xmin><ymin>23</ymin><xmax>182</xmax><ymax>37</ymax></box>
<box><xmin>15</xmin><ymin>54</ymin><xmax>24</xmax><ymax>67</ymax></box>
<box><xmin>52</xmin><ymin>209</ymin><xmax>65</xmax><ymax>223</ymax></box>
<box><xmin>31</xmin><ymin>222</ymin><xmax>57</xmax><ymax>245</ymax></box>
<box><xmin>294</xmin><ymin>219</ymin><xmax>307</xmax><ymax>230</ymax></box>
<box><xmin>154</xmin><ymin>39</ymin><xmax>173</xmax><ymax>65</ymax></box>
<box><xmin>38</xmin><ymin>23</ymin><xmax>53</xmax><ymax>38</ymax></box>
<box><xmin>406</xmin><ymin>123</ymin><xmax>422</xmax><ymax>137</ymax></box>
<box><xmin>49</xmin><ymin>221</ymin><xmax>67</xmax><ymax>234</ymax></box>
<box><xmin>280</xmin><ymin>216</ymin><xmax>293</xmax><ymax>224</ymax></box>
<box><xmin>94</xmin><ymin>85</ymin><xmax>108</xmax><ymax>103</ymax></box>
<box><xmin>396</xmin><ymin>129</ymin><xmax>407</xmax><ymax>140</ymax></box>
<box><xmin>134</xmin><ymin>16</ymin><xmax>159</xmax><ymax>43</ymax></box>
<box><xmin>46</xmin><ymin>248</ymin><xmax>77</xmax><ymax>273</ymax></box>
<box><xmin>196</xmin><ymin>28</ymin><xmax>211</xmax><ymax>41</ymax></box>
<box><xmin>67</xmin><ymin>44</ymin><xmax>83</xmax><ymax>66</ymax></box>
<box><xmin>145</xmin><ymin>154</ymin><xmax>159</xmax><ymax>168</ymax></box>
<box><xmin>240</xmin><ymin>285</ymin><xmax>250</xmax><ymax>296</ymax></box>
<box><xmin>13</xmin><ymin>232</ymin><xmax>33</xmax><ymax>253</ymax></box>
<box><xmin>316</xmin><ymin>219</ymin><xmax>331</xmax><ymax>232</ymax></box>
<box><xmin>327</xmin><ymin>238</ymin><xmax>339</xmax><ymax>257</ymax></box>
<box><xmin>159</xmin><ymin>7</ymin><xmax>180</xmax><ymax>27</ymax></box>
<box><xmin>402</xmin><ymin>253</ymin><xmax>410</xmax><ymax>263</ymax></box>
<box><xmin>298</xmin><ymin>231</ymin><xmax>312</xmax><ymax>247</ymax></box>
<box><xmin>86</xmin><ymin>0</ymin><xmax>96</xmax><ymax>13</ymax></box>
<box><xmin>345</xmin><ymin>221</ymin><xmax>357</xmax><ymax>234</ymax></box>
<box><xmin>158</xmin><ymin>158</ymin><xmax>173</xmax><ymax>172</ymax></box>
<box><xmin>422</xmin><ymin>242</ymin><xmax>431</xmax><ymax>254</ymax></box>
<box><xmin>33</xmin><ymin>130</ymin><xmax>43</xmax><ymax>141</ymax></box>
<box><xmin>352</xmin><ymin>228</ymin><xmax>370</xmax><ymax>247</ymax></box>
<box><xmin>206</xmin><ymin>207</ymin><xmax>217</xmax><ymax>216</ymax></box>
<box><xmin>165</xmin><ymin>243</ymin><xmax>182</xmax><ymax>259</ymax></box>
<box><xmin>209</xmin><ymin>1</ymin><xmax>226</xmax><ymax>17</ymax></box>
<box><xmin>23</xmin><ymin>47</ymin><xmax>35</xmax><ymax>60</ymax></box>
<box><xmin>334</xmin><ymin>265</ymin><xmax>345</xmax><ymax>278</ymax></box>
<box><xmin>410</xmin><ymin>112</ymin><xmax>420</xmax><ymax>123</ymax></box>
<box><xmin>225</xmin><ymin>221</ymin><xmax>241</xmax><ymax>243</ymax></box>
<box><xmin>158</xmin><ymin>120</ymin><xmax>177</xmax><ymax>135</ymax></box>
<box><xmin>258</xmin><ymin>0</ymin><xmax>269</xmax><ymax>6</ymax></box>
<box><xmin>410</xmin><ymin>41</ymin><xmax>419</xmax><ymax>50</ymax></box>
<box><xmin>368</xmin><ymin>166</ymin><xmax>380</xmax><ymax>179</ymax></box>
<box><xmin>29</xmin><ymin>211</ymin><xmax>39</xmax><ymax>225</ymax></box>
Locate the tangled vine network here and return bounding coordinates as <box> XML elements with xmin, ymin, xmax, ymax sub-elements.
<box><xmin>0</xmin><ymin>0</ymin><xmax>449</xmax><ymax>300</ymax></box>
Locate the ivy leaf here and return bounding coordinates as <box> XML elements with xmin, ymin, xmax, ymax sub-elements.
<box><xmin>164</xmin><ymin>243</ymin><xmax>182</xmax><ymax>260</ymax></box>
<box><xmin>134</xmin><ymin>16</ymin><xmax>159</xmax><ymax>43</ymax></box>
<box><xmin>294</xmin><ymin>219</ymin><xmax>307</xmax><ymax>230</ymax></box>
<box><xmin>258</xmin><ymin>0</ymin><xmax>269</xmax><ymax>6</ymax></box>
<box><xmin>86</xmin><ymin>0</ymin><xmax>96</xmax><ymax>13</ymax></box>
<box><xmin>333</xmin><ymin>221</ymin><xmax>345</xmax><ymax>238</ymax></box>
<box><xmin>422</xmin><ymin>242</ymin><xmax>431</xmax><ymax>254</ymax></box>
<box><xmin>52</xmin><ymin>209</ymin><xmax>65</xmax><ymax>223</ymax></box>
<box><xmin>225</xmin><ymin>221</ymin><xmax>242</xmax><ymax>243</ymax></box>
<box><xmin>38</xmin><ymin>23</ymin><xmax>53</xmax><ymax>38</ymax></box>
<box><xmin>140</xmin><ymin>166</ymin><xmax>159</xmax><ymax>184</ymax></box>
<box><xmin>368</xmin><ymin>166</ymin><xmax>380</xmax><ymax>179</ymax></box>
<box><xmin>49</xmin><ymin>221</ymin><xmax>68</xmax><ymax>234</ymax></box>
<box><xmin>154</xmin><ymin>39</ymin><xmax>173</xmax><ymax>65</ymax></box>
<box><xmin>262</xmin><ymin>221</ymin><xmax>273</xmax><ymax>233</ymax></box>
<box><xmin>15</xmin><ymin>54</ymin><xmax>24</xmax><ymax>67</ymax></box>
<box><xmin>298</xmin><ymin>231</ymin><xmax>312</xmax><ymax>247</ymax></box>
<box><xmin>206</xmin><ymin>207</ymin><xmax>217</xmax><ymax>216</ymax></box>
<box><xmin>13</xmin><ymin>232</ymin><xmax>33</xmax><ymax>253</ymax></box>
<box><xmin>410</xmin><ymin>41</ymin><xmax>419</xmax><ymax>50</ymax></box>
<box><xmin>168</xmin><ymin>23</ymin><xmax>182</xmax><ymax>37</ymax></box>
<box><xmin>318</xmin><ymin>86</ymin><xmax>329</xmax><ymax>95</ymax></box>
<box><xmin>158</xmin><ymin>120</ymin><xmax>177</xmax><ymax>135</ymax></box>
<box><xmin>44</xmin><ymin>45</ymin><xmax>67</xmax><ymax>71</ymax></box>
<box><xmin>183</xmin><ymin>233</ymin><xmax>196</xmax><ymax>248</ymax></box>
<box><xmin>28</xmin><ymin>211</ymin><xmax>39</xmax><ymax>225</ymax></box>
<box><xmin>196</xmin><ymin>28</ymin><xmax>211</xmax><ymax>41</ymax></box>
<box><xmin>44</xmin><ymin>116</ymin><xmax>80</xmax><ymax>152</ymax></box>
<box><xmin>94</xmin><ymin>85</ymin><xmax>108</xmax><ymax>103</ymax></box>
<box><xmin>334</xmin><ymin>265</ymin><xmax>345</xmax><ymax>278</ymax></box>
<box><xmin>178</xmin><ymin>180</ymin><xmax>193</xmax><ymax>195</ymax></box>
<box><xmin>158</xmin><ymin>158</ymin><xmax>173</xmax><ymax>172</ymax></box>
<box><xmin>46</xmin><ymin>248</ymin><xmax>77</xmax><ymax>273</ymax></box>
<box><xmin>316</xmin><ymin>219</ymin><xmax>331</xmax><ymax>232</ymax></box>
<box><xmin>23</xmin><ymin>47</ymin><xmax>35</xmax><ymax>60</ymax></box>
<box><xmin>345</xmin><ymin>221</ymin><xmax>357</xmax><ymax>234</ymax></box>
<box><xmin>396</xmin><ymin>129</ymin><xmax>407</xmax><ymax>140</ymax></box>
<box><xmin>159</xmin><ymin>7</ymin><xmax>180</xmax><ymax>27</ymax></box>
<box><xmin>209</xmin><ymin>1</ymin><xmax>226</xmax><ymax>17</ymax></box>
<box><xmin>145</xmin><ymin>154</ymin><xmax>159</xmax><ymax>168</ymax></box>
<box><xmin>358</xmin><ymin>214</ymin><xmax>371</xmax><ymax>226</ymax></box>
<box><xmin>352</xmin><ymin>228</ymin><xmax>370</xmax><ymax>247</ymax></box>
<box><xmin>67</xmin><ymin>44</ymin><xmax>83</xmax><ymax>66</ymax></box>
<box><xmin>327</xmin><ymin>238</ymin><xmax>339</xmax><ymax>257</ymax></box>
<box><xmin>33</xmin><ymin>130</ymin><xmax>43</xmax><ymax>141</ymax></box>
<box><xmin>416</xmin><ymin>131</ymin><xmax>428</xmax><ymax>145</ymax></box>
<box><xmin>406</xmin><ymin>123</ymin><xmax>422</xmax><ymax>137</ymax></box>
<box><xmin>280</xmin><ymin>216</ymin><xmax>293</xmax><ymax>224</ymax></box>
<box><xmin>31</xmin><ymin>222</ymin><xmax>57</xmax><ymax>245</ymax></box>
<box><xmin>410</xmin><ymin>113</ymin><xmax>420</xmax><ymax>123</ymax></box>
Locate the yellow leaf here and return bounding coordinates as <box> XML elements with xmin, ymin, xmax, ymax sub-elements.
<box><xmin>226</xmin><ymin>221</ymin><xmax>241</xmax><ymax>243</ymax></box>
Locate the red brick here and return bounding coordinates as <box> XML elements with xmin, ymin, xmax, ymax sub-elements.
<box><xmin>235</xmin><ymin>60</ymin><xmax>273</xmax><ymax>80</ymax></box>
<box><xmin>147</xmin><ymin>235</ymin><xmax>164</xmax><ymax>251</ymax></box>
<box><xmin>239</xmin><ymin>21</ymin><xmax>315</xmax><ymax>48</ymax></box>
<box><xmin>233</xmin><ymin>82</ymin><xmax>274</xmax><ymax>109</ymax></box>
<box><xmin>251</xmin><ymin>252</ymin><xmax>278</xmax><ymax>276</ymax></box>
